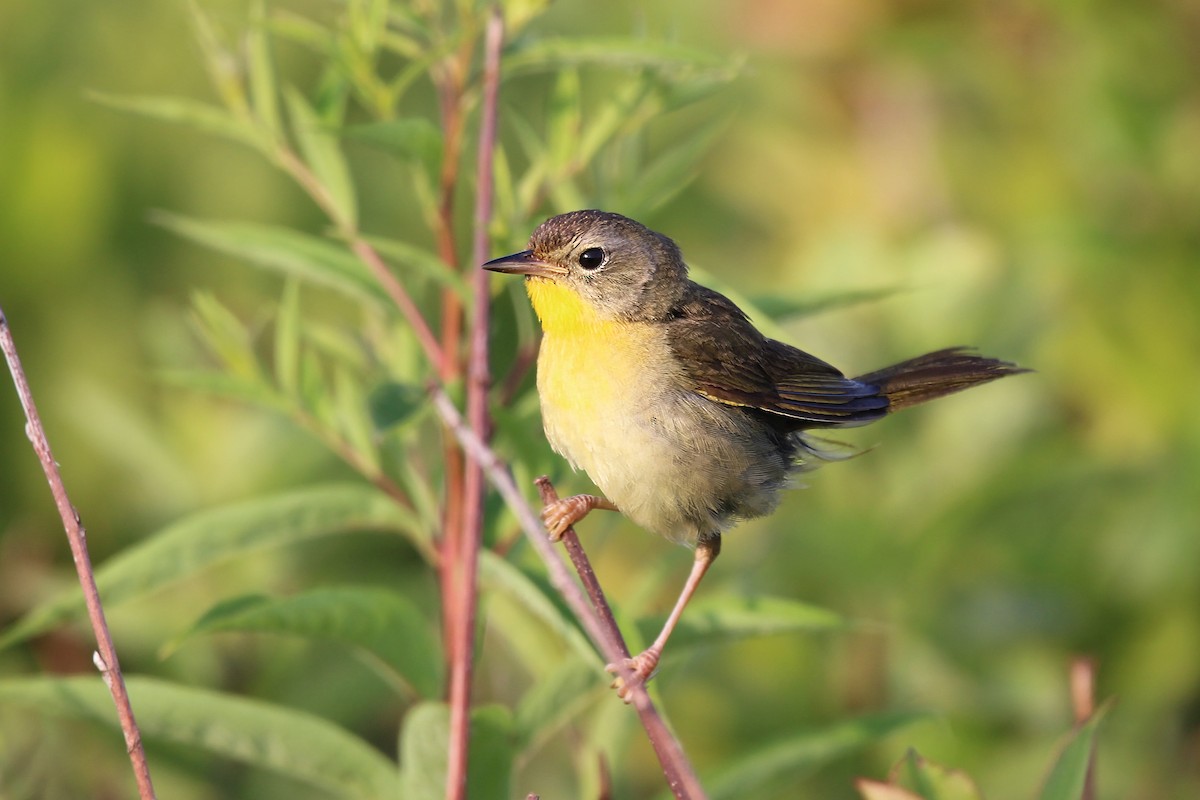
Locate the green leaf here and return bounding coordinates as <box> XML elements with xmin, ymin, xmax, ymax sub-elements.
<box><xmin>186</xmin><ymin>0</ymin><xmax>251</xmax><ymax>116</ymax></box>
<box><xmin>369</xmin><ymin>381</ymin><xmax>425</xmax><ymax>432</ymax></box>
<box><xmin>169</xmin><ymin>588</ymin><xmax>443</xmax><ymax>699</ymax></box>
<box><xmin>546</xmin><ymin>67</ymin><xmax>582</xmax><ymax>175</ymax></box>
<box><xmin>274</xmin><ymin>280</ymin><xmax>302</xmax><ymax>394</ymax></box>
<box><xmin>334</xmin><ymin>365</ymin><xmax>380</xmax><ymax>473</ymax></box>
<box><xmin>747</xmin><ymin>286</ymin><xmax>904</xmax><ymax>322</ymax></box>
<box><xmin>514</xmin><ymin>655</ymin><xmax>600</xmax><ymax>750</ymax></box>
<box><xmin>478</xmin><ymin>551</ymin><xmax>599</xmax><ymax>668</ymax></box>
<box><xmin>348</xmin><ymin>0</ymin><xmax>389</xmax><ymax>54</ymax></box>
<box><xmin>90</xmin><ymin>92</ymin><xmax>263</xmax><ymax>149</ymax></box>
<box><xmin>188</xmin><ymin>290</ymin><xmax>262</xmax><ymax>381</ymax></box>
<box><xmin>695</xmin><ymin>712</ymin><xmax>926</xmax><ymax>800</ymax></box>
<box><xmin>893</xmin><ymin>750</ymin><xmax>985</xmax><ymax>800</ymax></box>
<box><xmin>400</xmin><ymin>702</ymin><xmax>514</xmax><ymax>800</ymax></box>
<box><xmin>341</xmin><ymin>118</ymin><xmax>442</xmax><ymax>173</ymax></box>
<box><xmin>635</xmin><ymin>594</ymin><xmax>846</xmax><ymax>658</ymax></box>
<box><xmin>268</xmin><ymin>10</ymin><xmax>335</xmax><ymax>54</ymax></box>
<box><xmin>619</xmin><ymin>114</ymin><xmax>726</xmax><ymax>215</ymax></box>
<box><xmin>0</xmin><ymin>484</ymin><xmax>413</xmax><ymax>649</ymax></box>
<box><xmin>0</xmin><ymin>676</ymin><xmax>400</xmax><ymax>799</ymax></box>
<box><xmin>284</xmin><ymin>86</ymin><xmax>358</xmax><ymax>225</ymax></box>
<box><xmin>154</xmin><ymin>213</ymin><xmax>386</xmax><ymax>304</ymax></box>
<box><xmin>1038</xmin><ymin>704</ymin><xmax>1109</xmax><ymax>800</ymax></box>
<box><xmin>247</xmin><ymin>1</ymin><xmax>281</xmax><ymax>139</ymax></box>
<box><xmin>502</xmin><ymin>37</ymin><xmax>731</xmax><ymax>77</ymax></box>
<box><xmin>160</xmin><ymin>368</ymin><xmax>285</xmax><ymax>410</ymax></box>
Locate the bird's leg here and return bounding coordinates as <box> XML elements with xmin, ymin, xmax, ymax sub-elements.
<box><xmin>541</xmin><ymin>494</ymin><xmax>619</xmax><ymax>541</ymax></box>
<box><xmin>608</xmin><ymin>533</ymin><xmax>721</xmax><ymax>702</ymax></box>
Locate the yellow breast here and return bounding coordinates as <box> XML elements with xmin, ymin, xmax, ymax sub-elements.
<box><xmin>527</xmin><ymin>278</ymin><xmax>655</xmax><ymax>419</ymax></box>
<box><xmin>526</xmin><ymin>278</ymin><xmax>686</xmax><ymax>528</ymax></box>
<box><xmin>525</xmin><ymin>277</ymin><xmax>786</xmax><ymax>543</ymax></box>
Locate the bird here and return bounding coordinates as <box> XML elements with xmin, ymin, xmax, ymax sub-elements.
<box><xmin>484</xmin><ymin>209</ymin><xmax>1026</xmax><ymax>699</ymax></box>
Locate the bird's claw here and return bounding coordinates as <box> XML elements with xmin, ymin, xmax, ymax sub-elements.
<box><xmin>540</xmin><ymin>498</ymin><xmax>579</xmax><ymax>541</ymax></box>
<box><xmin>606</xmin><ymin>649</ymin><xmax>661</xmax><ymax>703</ymax></box>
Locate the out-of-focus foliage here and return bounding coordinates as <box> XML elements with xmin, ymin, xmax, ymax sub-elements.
<box><xmin>1</xmin><ymin>1</ymin><xmax>1197</xmax><ymax>798</ymax></box>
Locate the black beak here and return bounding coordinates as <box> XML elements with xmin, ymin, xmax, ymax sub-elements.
<box><xmin>482</xmin><ymin>250</ymin><xmax>567</xmax><ymax>277</ymax></box>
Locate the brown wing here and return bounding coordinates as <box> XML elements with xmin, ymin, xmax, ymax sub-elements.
<box><xmin>663</xmin><ymin>284</ymin><xmax>889</xmax><ymax>428</ymax></box>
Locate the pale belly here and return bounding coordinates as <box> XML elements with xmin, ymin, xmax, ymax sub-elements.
<box><xmin>536</xmin><ymin>323</ymin><xmax>791</xmax><ymax>543</ymax></box>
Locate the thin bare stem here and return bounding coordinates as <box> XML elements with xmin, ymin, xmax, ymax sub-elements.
<box><xmin>431</xmin><ymin>31</ymin><xmax>470</xmax><ymax>699</ymax></box>
<box><xmin>430</xmin><ymin>388</ymin><xmax>707</xmax><ymax>800</ymax></box>
<box><xmin>1070</xmin><ymin>657</ymin><xmax>1098</xmax><ymax>800</ymax></box>
<box><xmin>444</xmin><ymin>8</ymin><xmax>504</xmax><ymax>800</ymax></box>
<box><xmin>0</xmin><ymin>308</ymin><xmax>157</xmax><ymax>800</ymax></box>
<box><xmin>534</xmin><ymin>478</ymin><xmax>629</xmax><ymax>662</ymax></box>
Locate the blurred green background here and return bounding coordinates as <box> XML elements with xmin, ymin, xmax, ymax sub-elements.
<box><xmin>2</xmin><ymin>0</ymin><xmax>1199</xmax><ymax>797</ymax></box>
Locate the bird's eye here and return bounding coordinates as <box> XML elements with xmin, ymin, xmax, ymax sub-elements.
<box><xmin>577</xmin><ymin>247</ymin><xmax>605</xmax><ymax>271</ymax></box>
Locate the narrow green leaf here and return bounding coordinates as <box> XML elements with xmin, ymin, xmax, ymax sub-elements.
<box><xmin>896</xmin><ymin>749</ymin><xmax>984</xmax><ymax>800</ymax></box>
<box><xmin>186</xmin><ymin>0</ymin><xmax>251</xmax><ymax>116</ymax></box>
<box><xmin>465</xmin><ymin>705</ymin><xmax>515</xmax><ymax>800</ymax></box>
<box><xmin>285</xmin><ymin>86</ymin><xmax>358</xmax><ymax>225</ymax></box>
<box><xmin>274</xmin><ymin>280</ymin><xmax>302</xmax><ymax>394</ymax></box>
<box><xmin>502</xmin><ymin>37</ymin><xmax>730</xmax><ymax>77</ymax></box>
<box><xmin>154</xmin><ymin>213</ymin><xmax>385</xmax><ymax>304</ymax></box>
<box><xmin>546</xmin><ymin>67</ymin><xmax>582</xmax><ymax>174</ymax></box>
<box><xmin>515</xmin><ymin>655</ymin><xmax>600</xmax><ymax>750</ymax></box>
<box><xmin>478</xmin><ymin>551</ymin><xmax>599</xmax><ymax>668</ymax></box>
<box><xmin>368</xmin><ymin>381</ymin><xmax>425</xmax><ymax>432</ymax></box>
<box><xmin>399</xmin><ymin>459</ymin><xmax>440</xmax><ymax>536</ymax></box>
<box><xmin>268</xmin><ymin>10</ymin><xmax>335</xmax><ymax>54</ymax></box>
<box><xmin>400</xmin><ymin>702</ymin><xmax>514</xmax><ymax>800</ymax></box>
<box><xmin>400</xmin><ymin>703</ymin><xmax>451</xmax><ymax>800</ymax></box>
<box><xmin>90</xmin><ymin>92</ymin><xmax>262</xmax><ymax>149</ymax></box>
<box><xmin>502</xmin><ymin>0</ymin><xmax>553</xmax><ymax>34</ymax></box>
<box><xmin>340</xmin><ymin>118</ymin><xmax>443</xmax><ymax>176</ymax></box>
<box><xmin>1038</xmin><ymin>704</ymin><xmax>1109</xmax><ymax>800</ymax></box>
<box><xmin>349</xmin><ymin>0</ymin><xmax>389</xmax><ymax>54</ymax></box>
<box><xmin>160</xmin><ymin>368</ymin><xmax>285</xmax><ymax>410</ymax></box>
<box><xmin>188</xmin><ymin>290</ymin><xmax>262</xmax><ymax>380</ymax></box>
<box><xmin>694</xmin><ymin>712</ymin><xmax>926</xmax><ymax>800</ymax></box>
<box><xmin>0</xmin><ymin>484</ymin><xmax>413</xmax><ymax>649</ymax></box>
<box><xmin>169</xmin><ymin>588</ymin><xmax>443</xmax><ymax>699</ymax></box>
<box><xmin>247</xmin><ymin>1</ymin><xmax>281</xmax><ymax>139</ymax></box>
<box><xmin>576</xmin><ymin>74</ymin><xmax>652</xmax><ymax>165</ymax></box>
<box><xmin>748</xmin><ymin>286</ymin><xmax>904</xmax><ymax>322</ymax></box>
<box><xmin>491</xmin><ymin>146</ymin><xmax>517</xmax><ymax>226</ymax></box>
<box><xmin>620</xmin><ymin>115</ymin><xmax>726</xmax><ymax>215</ymax></box>
<box><xmin>0</xmin><ymin>676</ymin><xmax>400</xmax><ymax>799</ymax></box>
<box><xmin>334</xmin><ymin>365</ymin><xmax>380</xmax><ymax>474</ymax></box>
<box><xmin>635</xmin><ymin>594</ymin><xmax>846</xmax><ymax>658</ymax></box>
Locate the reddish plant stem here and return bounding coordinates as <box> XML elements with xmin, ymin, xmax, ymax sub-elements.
<box><xmin>430</xmin><ymin>31</ymin><xmax>471</xmax><ymax>687</ymax></box>
<box><xmin>535</xmin><ymin>478</ymin><xmax>628</xmax><ymax>661</ymax></box>
<box><xmin>444</xmin><ymin>9</ymin><xmax>504</xmax><ymax>800</ymax></box>
<box><xmin>0</xmin><ymin>308</ymin><xmax>157</xmax><ymax>800</ymax></box>
<box><xmin>430</xmin><ymin>389</ymin><xmax>707</xmax><ymax>800</ymax></box>
<box><xmin>1071</xmin><ymin>657</ymin><xmax>1098</xmax><ymax>800</ymax></box>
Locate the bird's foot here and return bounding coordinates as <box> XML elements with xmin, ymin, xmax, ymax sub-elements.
<box><xmin>606</xmin><ymin>648</ymin><xmax>661</xmax><ymax>703</ymax></box>
<box><xmin>540</xmin><ymin>494</ymin><xmax>614</xmax><ymax>541</ymax></box>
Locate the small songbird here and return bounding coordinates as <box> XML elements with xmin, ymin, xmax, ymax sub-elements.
<box><xmin>484</xmin><ymin>209</ymin><xmax>1026</xmax><ymax>699</ymax></box>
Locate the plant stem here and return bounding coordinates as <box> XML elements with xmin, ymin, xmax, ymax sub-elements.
<box><xmin>431</xmin><ymin>389</ymin><xmax>707</xmax><ymax>800</ymax></box>
<box><xmin>444</xmin><ymin>8</ymin><xmax>504</xmax><ymax>800</ymax></box>
<box><xmin>0</xmin><ymin>307</ymin><xmax>157</xmax><ymax>800</ymax></box>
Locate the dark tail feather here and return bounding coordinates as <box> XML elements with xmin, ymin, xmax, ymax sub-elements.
<box><xmin>854</xmin><ymin>347</ymin><xmax>1029</xmax><ymax>413</ymax></box>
